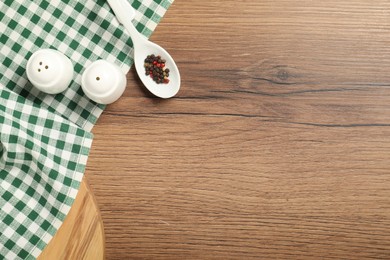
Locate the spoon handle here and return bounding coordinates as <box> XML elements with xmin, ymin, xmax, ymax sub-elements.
<box><xmin>106</xmin><ymin>0</ymin><xmax>146</xmax><ymax>48</ymax></box>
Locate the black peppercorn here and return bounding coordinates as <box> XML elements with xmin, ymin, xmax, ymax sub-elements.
<box><xmin>144</xmin><ymin>54</ymin><xmax>171</xmax><ymax>84</ymax></box>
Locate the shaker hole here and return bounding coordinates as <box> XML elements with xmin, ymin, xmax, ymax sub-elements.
<box><xmin>96</xmin><ymin>77</ymin><xmax>100</xmax><ymax>81</ymax></box>
<box><xmin>45</xmin><ymin>65</ymin><xmax>49</xmax><ymax>69</ymax></box>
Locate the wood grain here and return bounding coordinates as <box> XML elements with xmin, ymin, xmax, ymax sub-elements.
<box><xmin>87</xmin><ymin>0</ymin><xmax>390</xmax><ymax>259</ymax></box>
<box><xmin>38</xmin><ymin>179</ymin><xmax>105</xmax><ymax>260</ymax></box>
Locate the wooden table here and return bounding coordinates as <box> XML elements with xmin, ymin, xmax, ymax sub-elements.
<box><xmin>87</xmin><ymin>0</ymin><xmax>390</xmax><ymax>259</ymax></box>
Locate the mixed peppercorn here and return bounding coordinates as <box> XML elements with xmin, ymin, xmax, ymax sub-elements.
<box><xmin>144</xmin><ymin>54</ymin><xmax>170</xmax><ymax>84</ymax></box>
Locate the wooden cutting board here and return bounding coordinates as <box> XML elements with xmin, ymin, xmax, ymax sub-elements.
<box><xmin>38</xmin><ymin>178</ymin><xmax>105</xmax><ymax>260</ymax></box>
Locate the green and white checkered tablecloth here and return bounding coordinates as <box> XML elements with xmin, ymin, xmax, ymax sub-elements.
<box><xmin>0</xmin><ymin>0</ymin><xmax>173</xmax><ymax>259</ymax></box>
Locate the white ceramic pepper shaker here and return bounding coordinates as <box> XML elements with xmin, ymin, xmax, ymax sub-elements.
<box><xmin>81</xmin><ymin>60</ymin><xmax>126</xmax><ymax>104</ymax></box>
<box><xmin>26</xmin><ymin>49</ymin><xmax>74</xmax><ymax>94</ymax></box>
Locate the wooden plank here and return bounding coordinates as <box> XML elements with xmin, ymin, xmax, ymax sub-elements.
<box><xmin>87</xmin><ymin>0</ymin><xmax>390</xmax><ymax>259</ymax></box>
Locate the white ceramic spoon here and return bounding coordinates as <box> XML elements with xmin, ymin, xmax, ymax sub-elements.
<box><xmin>107</xmin><ymin>0</ymin><xmax>181</xmax><ymax>98</ymax></box>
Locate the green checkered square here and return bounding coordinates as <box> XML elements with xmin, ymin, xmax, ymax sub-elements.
<box><xmin>0</xmin><ymin>0</ymin><xmax>173</xmax><ymax>259</ymax></box>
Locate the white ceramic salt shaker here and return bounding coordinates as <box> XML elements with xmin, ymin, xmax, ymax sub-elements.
<box><xmin>26</xmin><ymin>49</ymin><xmax>74</xmax><ymax>94</ymax></box>
<box><xmin>81</xmin><ymin>60</ymin><xmax>126</xmax><ymax>104</ymax></box>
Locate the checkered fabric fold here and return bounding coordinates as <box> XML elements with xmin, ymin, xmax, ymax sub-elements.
<box><xmin>0</xmin><ymin>0</ymin><xmax>173</xmax><ymax>259</ymax></box>
<box><xmin>0</xmin><ymin>87</ymin><xmax>93</xmax><ymax>259</ymax></box>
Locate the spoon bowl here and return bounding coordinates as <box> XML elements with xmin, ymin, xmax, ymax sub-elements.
<box><xmin>134</xmin><ymin>40</ymin><xmax>180</xmax><ymax>98</ymax></box>
<box><xmin>107</xmin><ymin>0</ymin><xmax>181</xmax><ymax>98</ymax></box>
